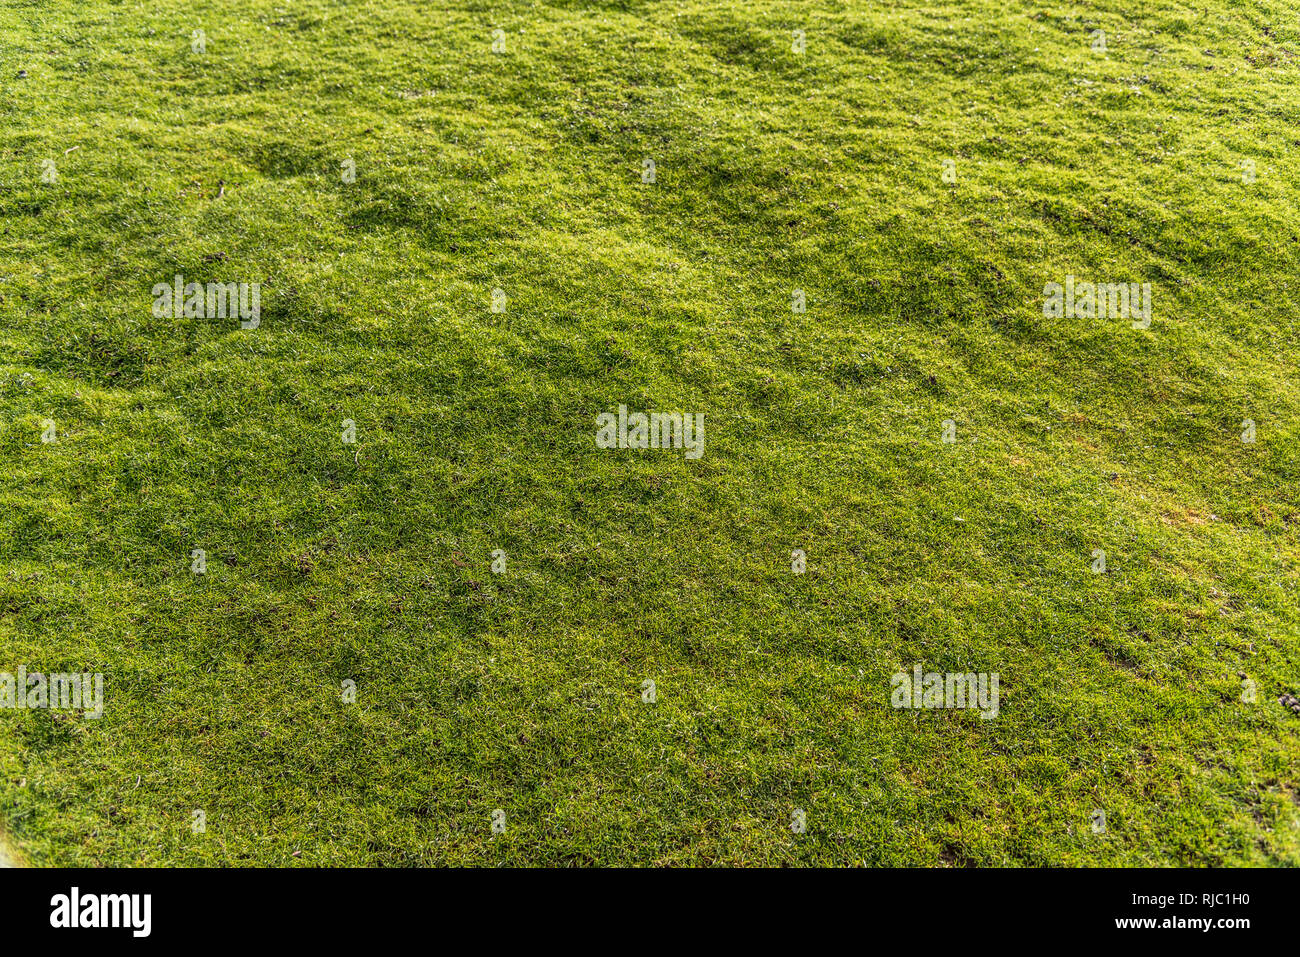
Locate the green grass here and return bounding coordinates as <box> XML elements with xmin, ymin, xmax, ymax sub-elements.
<box><xmin>1</xmin><ymin>0</ymin><xmax>1298</xmax><ymax>866</ymax></box>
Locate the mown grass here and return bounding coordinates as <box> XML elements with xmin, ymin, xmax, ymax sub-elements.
<box><xmin>0</xmin><ymin>0</ymin><xmax>1298</xmax><ymax>865</ymax></box>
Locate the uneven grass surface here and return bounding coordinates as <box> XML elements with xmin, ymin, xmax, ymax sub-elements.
<box><xmin>1</xmin><ymin>0</ymin><xmax>1298</xmax><ymax>866</ymax></box>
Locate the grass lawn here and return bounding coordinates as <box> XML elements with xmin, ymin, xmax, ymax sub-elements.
<box><xmin>0</xmin><ymin>0</ymin><xmax>1298</xmax><ymax>866</ymax></box>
